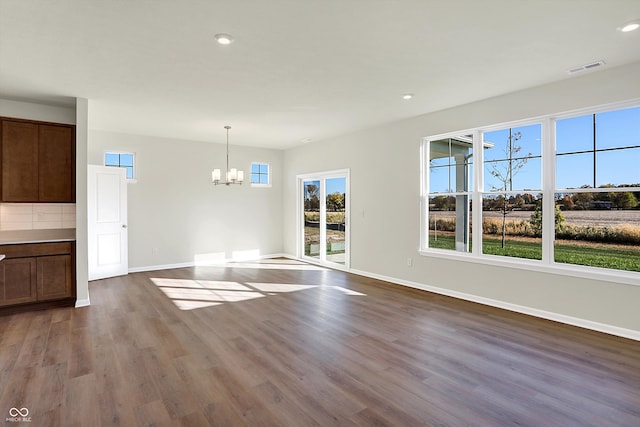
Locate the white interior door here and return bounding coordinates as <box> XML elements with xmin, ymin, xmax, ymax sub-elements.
<box><xmin>88</xmin><ymin>165</ymin><xmax>128</xmax><ymax>280</ymax></box>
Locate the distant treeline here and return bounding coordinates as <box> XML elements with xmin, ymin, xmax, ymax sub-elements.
<box><xmin>430</xmin><ymin>184</ymin><xmax>640</xmax><ymax>211</ymax></box>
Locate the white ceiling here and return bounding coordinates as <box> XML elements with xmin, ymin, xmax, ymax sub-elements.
<box><xmin>1</xmin><ymin>0</ymin><xmax>639</xmax><ymax>149</ymax></box>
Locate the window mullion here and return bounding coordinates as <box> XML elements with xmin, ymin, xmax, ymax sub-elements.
<box><xmin>319</xmin><ymin>179</ymin><xmax>327</xmax><ymax>260</ymax></box>
<box><xmin>420</xmin><ymin>140</ymin><xmax>427</xmax><ymax>251</ymax></box>
<box><xmin>541</xmin><ymin>118</ymin><xmax>555</xmax><ymax>264</ymax></box>
<box><xmin>472</xmin><ymin>129</ymin><xmax>483</xmax><ymax>255</ymax></box>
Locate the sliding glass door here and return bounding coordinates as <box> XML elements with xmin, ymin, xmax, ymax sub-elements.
<box><xmin>300</xmin><ymin>170</ymin><xmax>349</xmax><ymax>268</ymax></box>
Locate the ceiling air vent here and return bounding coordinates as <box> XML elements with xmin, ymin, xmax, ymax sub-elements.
<box><xmin>566</xmin><ymin>60</ymin><xmax>606</xmax><ymax>75</ymax></box>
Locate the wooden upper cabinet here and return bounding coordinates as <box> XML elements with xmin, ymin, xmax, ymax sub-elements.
<box><xmin>1</xmin><ymin>120</ymin><xmax>39</xmax><ymax>201</ymax></box>
<box><xmin>39</xmin><ymin>124</ymin><xmax>74</xmax><ymax>202</ymax></box>
<box><xmin>1</xmin><ymin>119</ymin><xmax>75</xmax><ymax>203</ymax></box>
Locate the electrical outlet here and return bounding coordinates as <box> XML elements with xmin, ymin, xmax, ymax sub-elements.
<box><xmin>407</xmin><ymin>257</ymin><xmax>412</xmax><ymax>267</ymax></box>
<box><xmin>152</xmin><ymin>247</ymin><xmax>159</xmax><ymax>255</ymax></box>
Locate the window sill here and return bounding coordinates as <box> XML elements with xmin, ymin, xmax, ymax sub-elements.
<box><xmin>418</xmin><ymin>249</ymin><xmax>639</xmax><ymax>287</ymax></box>
<box><xmin>250</xmin><ymin>183</ymin><xmax>271</xmax><ymax>188</ymax></box>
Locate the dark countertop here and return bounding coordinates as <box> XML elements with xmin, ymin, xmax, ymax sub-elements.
<box><xmin>0</xmin><ymin>228</ymin><xmax>76</xmax><ymax>245</ymax></box>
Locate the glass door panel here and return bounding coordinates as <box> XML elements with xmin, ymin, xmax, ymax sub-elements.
<box><xmin>303</xmin><ymin>180</ymin><xmax>321</xmax><ymax>259</ymax></box>
<box><xmin>325</xmin><ymin>177</ymin><xmax>346</xmax><ymax>265</ymax></box>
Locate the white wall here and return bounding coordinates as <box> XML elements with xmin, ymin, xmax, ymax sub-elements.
<box><xmin>283</xmin><ymin>61</ymin><xmax>640</xmax><ymax>336</ymax></box>
<box><xmin>88</xmin><ymin>130</ymin><xmax>284</xmax><ymax>269</ymax></box>
<box><xmin>75</xmin><ymin>98</ymin><xmax>89</xmax><ymax>307</ymax></box>
<box><xmin>0</xmin><ymin>98</ymin><xmax>75</xmax><ymax>124</ymax></box>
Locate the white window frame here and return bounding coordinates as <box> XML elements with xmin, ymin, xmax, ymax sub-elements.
<box><xmin>420</xmin><ymin>99</ymin><xmax>640</xmax><ymax>286</ymax></box>
<box><xmin>104</xmin><ymin>151</ymin><xmax>137</xmax><ymax>183</ymax></box>
<box><xmin>250</xmin><ymin>162</ymin><xmax>271</xmax><ymax>187</ymax></box>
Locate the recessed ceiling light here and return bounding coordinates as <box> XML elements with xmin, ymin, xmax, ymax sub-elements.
<box><xmin>619</xmin><ymin>20</ymin><xmax>639</xmax><ymax>32</ymax></box>
<box><xmin>214</xmin><ymin>33</ymin><xmax>234</xmax><ymax>45</ymax></box>
<box><xmin>402</xmin><ymin>93</ymin><xmax>413</xmax><ymax>100</ymax></box>
<box><xmin>301</xmin><ymin>138</ymin><xmax>313</xmax><ymax>143</ymax></box>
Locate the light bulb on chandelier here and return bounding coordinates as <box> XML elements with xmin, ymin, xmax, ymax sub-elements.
<box><xmin>212</xmin><ymin>126</ymin><xmax>244</xmax><ymax>186</ymax></box>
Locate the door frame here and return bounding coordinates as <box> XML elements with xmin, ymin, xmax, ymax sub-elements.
<box><xmin>297</xmin><ymin>169</ymin><xmax>350</xmax><ymax>270</ymax></box>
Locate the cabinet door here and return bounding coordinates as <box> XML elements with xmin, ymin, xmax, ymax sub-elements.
<box><xmin>38</xmin><ymin>125</ymin><xmax>75</xmax><ymax>202</ymax></box>
<box><xmin>0</xmin><ymin>258</ymin><xmax>37</xmax><ymax>306</ymax></box>
<box><xmin>1</xmin><ymin>121</ymin><xmax>39</xmax><ymax>202</ymax></box>
<box><xmin>37</xmin><ymin>255</ymin><xmax>72</xmax><ymax>301</ymax></box>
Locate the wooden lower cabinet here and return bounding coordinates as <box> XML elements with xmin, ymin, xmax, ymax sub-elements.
<box><xmin>0</xmin><ymin>258</ymin><xmax>37</xmax><ymax>306</ymax></box>
<box><xmin>0</xmin><ymin>242</ymin><xmax>75</xmax><ymax>313</ymax></box>
<box><xmin>37</xmin><ymin>255</ymin><xmax>73</xmax><ymax>301</ymax></box>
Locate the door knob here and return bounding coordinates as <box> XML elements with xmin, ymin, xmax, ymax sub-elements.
<box><xmin>122</xmin><ymin>224</ymin><xmax>127</xmax><ymax>228</ymax></box>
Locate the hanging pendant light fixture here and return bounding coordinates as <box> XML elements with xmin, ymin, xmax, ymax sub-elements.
<box><xmin>212</xmin><ymin>125</ymin><xmax>244</xmax><ymax>185</ymax></box>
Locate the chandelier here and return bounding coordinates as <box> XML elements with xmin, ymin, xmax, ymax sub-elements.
<box><xmin>212</xmin><ymin>125</ymin><xmax>244</xmax><ymax>185</ymax></box>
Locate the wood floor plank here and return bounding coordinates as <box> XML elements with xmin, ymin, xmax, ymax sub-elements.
<box><xmin>64</xmin><ymin>373</ymin><xmax>100</xmax><ymax>427</ymax></box>
<box><xmin>97</xmin><ymin>387</ymin><xmax>138</xmax><ymax>427</ymax></box>
<box><xmin>229</xmin><ymin>334</ymin><xmax>364</xmax><ymax>425</ymax></box>
<box><xmin>33</xmin><ymin>362</ymin><xmax>67</xmax><ymax>419</ymax></box>
<box><xmin>68</xmin><ymin>326</ymin><xmax>93</xmax><ymax>378</ymax></box>
<box><xmin>0</xmin><ymin>312</ymin><xmax>31</xmax><ymax>347</ymax></box>
<box><xmin>172</xmin><ymin>356</ymin><xmax>249</xmax><ymax>426</ymax></box>
<box><xmin>179</xmin><ymin>411</ymin><xmax>211</xmax><ymax>427</ymax></box>
<box><xmin>112</xmin><ymin>341</ymin><xmax>162</xmax><ymax>407</ymax></box>
<box><xmin>13</xmin><ymin>333</ymin><xmax>47</xmax><ymax>370</ymax></box>
<box><xmin>140</xmin><ymin>346</ymin><xmax>200</xmax><ymax>420</ymax></box>
<box><xmin>133</xmin><ymin>399</ymin><xmax>174</xmax><ymax>427</ymax></box>
<box><xmin>0</xmin><ymin>258</ymin><xmax>638</xmax><ymax>426</ymax></box>
<box><xmin>42</xmin><ymin>318</ymin><xmax>71</xmax><ymax>367</ymax></box>
<box><xmin>0</xmin><ymin>341</ymin><xmax>20</xmax><ymax>397</ymax></box>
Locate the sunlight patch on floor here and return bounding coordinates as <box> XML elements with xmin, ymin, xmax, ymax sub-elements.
<box><xmin>331</xmin><ymin>287</ymin><xmax>366</xmax><ymax>296</ymax></box>
<box><xmin>150</xmin><ymin>277</ymin><xmax>365</xmax><ymax>310</ymax></box>
<box><xmin>244</xmin><ymin>282</ymin><xmax>317</xmax><ymax>293</ymax></box>
<box><xmin>225</xmin><ymin>259</ymin><xmax>330</xmax><ymax>271</ymax></box>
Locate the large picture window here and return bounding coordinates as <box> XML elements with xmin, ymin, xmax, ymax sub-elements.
<box><xmin>421</xmin><ymin>104</ymin><xmax>640</xmax><ymax>276</ymax></box>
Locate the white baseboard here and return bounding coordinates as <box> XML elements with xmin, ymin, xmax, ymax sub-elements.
<box><xmin>128</xmin><ymin>261</ymin><xmax>195</xmax><ymax>273</ymax></box>
<box><xmin>75</xmin><ymin>298</ymin><xmax>90</xmax><ymax>308</ymax></box>
<box><xmin>348</xmin><ymin>268</ymin><xmax>640</xmax><ymax>342</ymax></box>
<box><xmin>127</xmin><ymin>253</ymin><xmax>288</xmax><ymax>274</ymax></box>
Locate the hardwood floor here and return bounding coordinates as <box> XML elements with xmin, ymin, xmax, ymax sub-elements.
<box><xmin>1</xmin><ymin>258</ymin><xmax>639</xmax><ymax>426</ymax></box>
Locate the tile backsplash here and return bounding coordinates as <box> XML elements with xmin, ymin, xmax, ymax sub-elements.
<box><xmin>0</xmin><ymin>203</ymin><xmax>76</xmax><ymax>231</ymax></box>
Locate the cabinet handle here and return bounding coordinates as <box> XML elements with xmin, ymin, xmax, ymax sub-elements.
<box><xmin>122</xmin><ymin>224</ymin><xmax>127</xmax><ymax>229</ymax></box>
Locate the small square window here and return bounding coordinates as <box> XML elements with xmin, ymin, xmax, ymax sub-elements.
<box><xmin>251</xmin><ymin>162</ymin><xmax>270</xmax><ymax>186</ymax></box>
<box><xmin>105</xmin><ymin>152</ymin><xmax>136</xmax><ymax>180</ymax></box>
